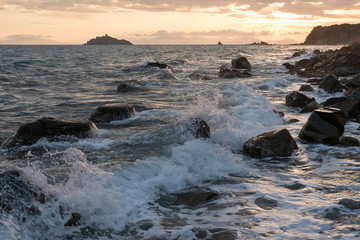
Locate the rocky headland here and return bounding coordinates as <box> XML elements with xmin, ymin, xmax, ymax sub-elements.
<box><xmin>304</xmin><ymin>23</ymin><xmax>360</xmax><ymax>45</ymax></box>
<box><xmin>84</xmin><ymin>34</ymin><xmax>133</xmax><ymax>45</ymax></box>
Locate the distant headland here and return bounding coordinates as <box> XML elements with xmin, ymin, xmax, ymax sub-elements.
<box><xmin>304</xmin><ymin>23</ymin><xmax>360</xmax><ymax>45</ymax></box>
<box><xmin>84</xmin><ymin>34</ymin><xmax>133</xmax><ymax>45</ymax></box>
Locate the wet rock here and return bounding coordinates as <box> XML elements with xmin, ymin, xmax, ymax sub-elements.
<box><xmin>188</xmin><ymin>72</ymin><xmax>213</xmax><ymax>80</ymax></box>
<box><xmin>282</xmin><ymin>63</ymin><xmax>295</xmax><ymax>74</ymax></box>
<box><xmin>286</xmin><ymin>119</ymin><xmax>300</xmax><ymax>124</ymax></box>
<box><xmin>340</xmin><ymin>136</ymin><xmax>360</xmax><ymax>147</ymax></box>
<box><xmin>318</xmin><ymin>75</ymin><xmax>344</xmax><ymax>93</ymax></box>
<box><xmin>299</xmin><ymin>108</ymin><xmax>347</xmax><ymax>145</ymax></box>
<box><xmin>273</xmin><ymin>109</ymin><xmax>285</xmax><ymax>117</ymax></box>
<box><xmin>137</xmin><ymin>219</ymin><xmax>153</xmax><ymax>231</ymax></box>
<box><xmin>147</xmin><ymin>62</ymin><xmax>173</xmax><ymax>72</ymax></box>
<box><xmin>338</xmin><ymin>198</ymin><xmax>360</xmax><ymax>210</ymax></box>
<box><xmin>218</xmin><ymin>67</ymin><xmax>252</xmax><ymax>79</ymax></box>
<box><xmin>2</xmin><ymin>117</ymin><xmax>99</xmax><ymax>148</ymax></box>
<box><xmin>191</xmin><ymin>119</ymin><xmax>210</xmax><ymax>139</ymax></box>
<box><xmin>299</xmin><ymin>84</ymin><xmax>314</xmax><ymax>92</ymax></box>
<box><xmin>300</xmin><ymin>101</ymin><xmax>321</xmax><ymax>113</ymax></box>
<box><xmin>175</xmin><ymin>191</ymin><xmax>219</xmax><ymax>207</ymax></box>
<box><xmin>324</xmin><ymin>207</ymin><xmax>345</xmax><ymax>221</ymax></box>
<box><xmin>117</xmin><ymin>82</ymin><xmax>143</xmax><ymax>93</ymax></box>
<box><xmin>285</xmin><ymin>91</ymin><xmax>315</xmax><ymax>108</ymax></box>
<box><xmin>231</xmin><ymin>56</ymin><xmax>251</xmax><ymax>70</ymax></box>
<box><xmin>0</xmin><ymin>170</ymin><xmax>48</xmax><ymax>215</ymax></box>
<box><xmin>210</xmin><ymin>229</ymin><xmax>238</xmax><ymax>240</ymax></box>
<box><xmin>235</xmin><ymin>208</ymin><xmax>261</xmax><ymax>216</ymax></box>
<box><xmin>65</xmin><ymin>213</ymin><xmax>82</xmax><ymax>227</ymax></box>
<box><xmin>291</xmin><ymin>50</ymin><xmax>307</xmax><ymax>58</ymax></box>
<box><xmin>345</xmin><ymin>73</ymin><xmax>360</xmax><ymax>88</ymax></box>
<box><xmin>89</xmin><ymin>103</ymin><xmax>136</xmax><ymax>123</ymax></box>
<box><xmin>243</xmin><ymin>128</ymin><xmax>298</xmax><ymax>159</ymax></box>
<box><xmin>343</xmin><ymin>88</ymin><xmax>360</xmax><ymax>99</ymax></box>
<box><xmin>282</xmin><ymin>182</ymin><xmax>305</xmax><ymax>190</ymax></box>
<box><xmin>306</xmin><ymin>78</ymin><xmax>322</xmax><ymax>85</ymax></box>
<box><xmin>323</xmin><ymin>97</ymin><xmax>359</xmax><ymax>117</ymax></box>
<box><xmin>254</xmin><ymin>196</ymin><xmax>277</xmax><ymax>210</ymax></box>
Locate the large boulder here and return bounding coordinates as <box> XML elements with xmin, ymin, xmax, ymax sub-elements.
<box><xmin>318</xmin><ymin>75</ymin><xmax>344</xmax><ymax>93</ymax></box>
<box><xmin>231</xmin><ymin>56</ymin><xmax>251</xmax><ymax>70</ymax></box>
<box><xmin>300</xmin><ymin>101</ymin><xmax>321</xmax><ymax>113</ymax></box>
<box><xmin>89</xmin><ymin>103</ymin><xmax>136</xmax><ymax>123</ymax></box>
<box><xmin>2</xmin><ymin>117</ymin><xmax>99</xmax><ymax>148</ymax></box>
<box><xmin>298</xmin><ymin>108</ymin><xmax>347</xmax><ymax>145</ymax></box>
<box><xmin>285</xmin><ymin>91</ymin><xmax>315</xmax><ymax>108</ymax></box>
<box><xmin>323</xmin><ymin>97</ymin><xmax>359</xmax><ymax>117</ymax></box>
<box><xmin>218</xmin><ymin>67</ymin><xmax>252</xmax><ymax>79</ymax></box>
<box><xmin>243</xmin><ymin>129</ymin><xmax>298</xmax><ymax>159</ymax></box>
<box><xmin>299</xmin><ymin>84</ymin><xmax>314</xmax><ymax>92</ymax></box>
<box><xmin>345</xmin><ymin>73</ymin><xmax>360</xmax><ymax>89</ymax></box>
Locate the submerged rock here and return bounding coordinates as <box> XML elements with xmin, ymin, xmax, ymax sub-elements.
<box><xmin>235</xmin><ymin>208</ymin><xmax>261</xmax><ymax>216</ymax></box>
<box><xmin>324</xmin><ymin>207</ymin><xmax>346</xmax><ymax>221</ymax></box>
<box><xmin>191</xmin><ymin>119</ymin><xmax>210</xmax><ymax>139</ymax></box>
<box><xmin>282</xmin><ymin>182</ymin><xmax>305</xmax><ymax>190</ymax></box>
<box><xmin>0</xmin><ymin>170</ymin><xmax>48</xmax><ymax>215</ymax></box>
<box><xmin>318</xmin><ymin>74</ymin><xmax>344</xmax><ymax>93</ymax></box>
<box><xmin>146</xmin><ymin>62</ymin><xmax>174</xmax><ymax>72</ymax></box>
<box><xmin>243</xmin><ymin>128</ymin><xmax>298</xmax><ymax>159</ymax></box>
<box><xmin>285</xmin><ymin>91</ymin><xmax>315</xmax><ymax>108</ymax></box>
<box><xmin>338</xmin><ymin>198</ymin><xmax>360</xmax><ymax>210</ymax></box>
<box><xmin>117</xmin><ymin>82</ymin><xmax>144</xmax><ymax>93</ymax></box>
<box><xmin>231</xmin><ymin>56</ymin><xmax>251</xmax><ymax>70</ymax></box>
<box><xmin>339</xmin><ymin>136</ymin><xmax>360</xmax><ymax>147</ymax></box>
<box><xmin>2</xmin><ymin>117</ymin><xmax>99</xmax><ymax>148</ymax></box>
<box><xmin>89</xmin><ymin>103</ymin><xmax>136</xmax><ymax>123</ymax></box>
<box><xmin>218</xmin><ymin>67</ymin><xmax>252</xmax><ymax>79</ymax></box>
<box><xmin>175</xmin><ymin>191</ymin><xmax>219</xmax><ymax>207</ymax></box>
<box><xmin>254</xmin><ymin>196</ymin><xmax>277</xmax><ymax>210</ymax></box>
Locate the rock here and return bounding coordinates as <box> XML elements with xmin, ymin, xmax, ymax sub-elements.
<box><xmin>146</xmin><ymin>62</ymin><xmax>174</xmax><ymax>72</ymax></box>
<box><xmin>2</xmin><ymin>117</ymin><xmax>99</xmax><ymax>148</ymax></box>
<box><xmin>251</xmin><ymin>41</ymin><xmax>269</xmax><ymax>45</ymax></box>
<box><xmin>65</xmin><ymin>213</ymin><xmax>82</xmax><ymax>227</ymax></box>
<box><xmin>235</xmin><ymin>208</ymin><xmax>261</xmax><ymax>216</ymax></box>
<box><xmin>217</xmin><ymin>41</ymin><xmax>223</xmax><ymax>45</ymax></box>
<box><xmin>243</xmin><ymin>128</ymin><xmax>298</xmax><ymax>159</ymax></box>
<box><xmin>231</xmin><ymin>56</ymin><xmax>251</xmax><ymax>69</ymax></box>
<box><xmin>315</xmin><ymin>108</ymin><xmax>347</xmax><ymax>135</ymax></box>
<box><xmin>338</xmin><ymin>198</ymin><xmax>360</xmax><ymax>210</ymax></box>
<box><xmin>218</xmin><ymin>67</ymin><xmax>252</xmax><ymax>78</ymax></box>
<box><xmin>299</xmin><ymin>84</ymin><xmax>314</xmax><ymax>92</ymax></box>
<box><xmin>282</xmin><ymin>183</ymin><xmax>305</xmax><ymax>190</ymax></box>
<box><xmin>298</xmin><ymin>108</ymin><xmax>347</xmax><ymax>145</ymax></box>
<box><xmin>306</xmin><ymin>78</ymin><xmax>322</xmax><ymax>85</ymax></box>
<box><xmin>304</xmin><ymin>24</ymin><xmax>360</xmax><ymax>45</ymax></box>
<box><xmin>300</xmin><ymin>101</ymin><xmax>321</xmax><ymax>113</ymax></box>
<box><xmin>175</xmin><ymin>191</ymin><xmax>219</xmax><ymax>207</ymax></box>
<box><xmin>340</xmin><ymin>136</ymin><xmax>360</xmax><ymax>147</ymax></box>
<box><xmin>84</xmin><ymin>34</ymin><xmax>133</xmax><ymax>45</ymax></box>
<box><xmin>89</xmin><ymin>103</ymin><xmax>136</xmax><ymax>123</ymax></box>
<box><xmin>295</xmin><ymin>59</ymin><xmax>310</xmax><ymax>69</ymax></box>
<box><xmin>286</xmin><ymin>119</ymin><xmax>300</xmax><ymax>124</ymax></box>
<box><xmin>0</xmin><ymin>170</ymin><xmax>48</xmax><ymax>215</ymax></box>
<box><xmin>342</xmin><ymin>88</ymin><xmax>360</xmax><ymax>99</ymax></box>
<box><xmin>285</xmin><ymin>91</ymin><xmax>315</xmax><ymax>108</ymax></box>
<box><xmin>117</xmin><ymin>82</ymin><xmax>143</xmax><ymax>93</ymax></box>
<box><xmin>137</xmin><ymin>219</ymin><xmax>153</xmax><ymax>231</ymax></box>
<box><xmin>318</xmin><ymin>75</ymin><xmax>344</xmax><ymax>93</ymax></box>
<box><xmin>254</xmin><ymin>197</ymin><xmax>277</xmax><ymax>210</ymax></box>
<box><xmin>282</xmin><ymin>63</ymin><xmax>295</xmax><ymax>73</ymax></box>
<box><xmin>324</xmin><ymin>207</ymin><xmax>345</xmax><ymax>221</ymax></box>
<box><xmin>210</xmin><ymin>229</ymin><xmax>238</xmax><ymax>240</ymax></box>
<box><xmin>345</xmin><ymin>73</ymin><xmax>360</xmax><ymax>88</ymax></box>
<box><xmin>291</xmin><ymin>50</ymin><xmax>306</xmax><ymax>58</ymax></box>
<box><xmin>323</xmin><ymin>97</ymin><xmax>359</xmax><ymax>117</ymax></box>
<box><xmin>191</xmin><ymin>119</ymin><xmax>210</xmax><ymax>139</ymax></box>
<box><xmin>188</xmin><ymin>72</ymin><xmax>213</xmax><ymax>80</ymax></box>
<box><xmin>273</xmin><ymin>110</ymin><xmax>285</xmax><ymax>117</ymax></box>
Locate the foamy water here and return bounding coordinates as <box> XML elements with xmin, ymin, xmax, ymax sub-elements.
<box><xmin>0</xmin><ymin>44</ymin><xmax>359</xmax><ymax>239</ymax></box>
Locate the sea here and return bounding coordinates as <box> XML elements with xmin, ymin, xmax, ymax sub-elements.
<box><xmin>0</xmin><ymin>44</ymin><xmax>359</xmax><ymax>240</ymax></box>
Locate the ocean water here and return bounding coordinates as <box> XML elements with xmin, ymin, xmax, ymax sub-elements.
<box><xmin>0</xmin><ymin>45</ymin><xmax>359</xmax><ymax>239</ymax></box>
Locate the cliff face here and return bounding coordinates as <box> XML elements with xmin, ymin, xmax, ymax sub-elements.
<box><xmin>304</xmin><ymin>24</ymin><xmax>360</xmax><ymax>45</ymax></box>
<box><xmin>84</xmin><ymin>35</ymin><xmax>133</xmax><ymax>45</ymax></box>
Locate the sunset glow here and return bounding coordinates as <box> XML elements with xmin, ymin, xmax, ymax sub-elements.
<box><xmin>0</xmin><ymin>1</ymin><xmax>359</xmax><ymax>44</ymax></box>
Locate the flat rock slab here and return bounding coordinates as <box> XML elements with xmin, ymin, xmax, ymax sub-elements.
<box><xmin>254</xmin><ymin>196</ymin><xmax>277</xmax><ymax>210</ymax></box>
<box><xmin>2</xmin><ymin>117</ymin><xmax>99</xmax><ymax>148</ymax></box>
<box><xmin>89</xmin><ymin>103</ymin><xmax>136</xmax><ymax>123</ymax></box>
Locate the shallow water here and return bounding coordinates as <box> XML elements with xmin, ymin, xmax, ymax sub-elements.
<box><xmin>0</xmin><ymin>44</ymin><xmax>359</xmax><ymax>239</ymax></box>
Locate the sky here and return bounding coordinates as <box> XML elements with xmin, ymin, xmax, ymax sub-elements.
<box><xmin>0</xmin><ymin>1</ymin><xmax>359</xmax><ymax>45</ymax></box>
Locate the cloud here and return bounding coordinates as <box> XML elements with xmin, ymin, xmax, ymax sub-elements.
<box><xmin>0</xmin><ymin>34</ymin><xmax>61</xmax><ymax>44</ymax></box>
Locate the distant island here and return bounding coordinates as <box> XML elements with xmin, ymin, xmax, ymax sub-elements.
<box><xmin>304</xmin><ymin>23</ymin><xmax>360</xmax><ymax>45</ymax></box>
<box><xmin>84</xmin><ymin>34</ymin><xmax>133</xmax><ymax>45</ymax></box>
<box><xmin>250</xmin><ymin>41</ymin><xmax>270</xmax><ymax>45</ymax></box>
